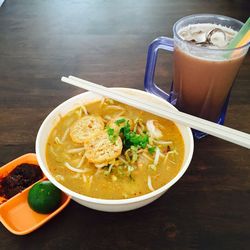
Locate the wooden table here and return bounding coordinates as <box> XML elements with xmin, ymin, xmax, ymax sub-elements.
<box><xmin>0</xmin><ymin>1</ymin><xmax>249</xmax><ymax>249</ymax></box>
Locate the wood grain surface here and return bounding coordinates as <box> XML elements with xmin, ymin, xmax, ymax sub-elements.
<box><xmin>0</xmin><ymin>1</ymin><xmax>249</xmax><ymax>249</ymax></box>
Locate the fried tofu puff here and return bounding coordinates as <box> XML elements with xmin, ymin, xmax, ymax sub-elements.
<box><xmin>84</xmin><ymin>130</ymin><xmax>122</xmax><ymax>165</ymax></box>
<box><xmin>70</xmin><ymin>115</ymin><xmax>104</xmax><ymax>144</ymax></box>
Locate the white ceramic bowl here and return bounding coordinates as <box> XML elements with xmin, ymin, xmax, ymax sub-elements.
<box><xmin>36</xmin><ymin>88</ymin><xmax>194</xmax><ymax>212</ymax></box>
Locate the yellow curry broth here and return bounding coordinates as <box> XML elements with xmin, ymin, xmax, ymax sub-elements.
<box><xmin>46</xmin><ymin>99</ymin><xmax>184</xmax><ymax>199</ymax></box>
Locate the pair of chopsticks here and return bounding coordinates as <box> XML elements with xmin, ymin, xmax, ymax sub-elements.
<box><xmin>61</xmin><ymin>76</ymin><xmax>250</xmax><ymax>149</ymax></box>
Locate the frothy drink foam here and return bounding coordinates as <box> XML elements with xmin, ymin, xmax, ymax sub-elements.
<box><xmin>173</xmin><ymin>23</ymin><xmax>245</xmax><ymax>122</ymax></box>
<box><xmin>178</xmin><ymin>23</ymin><xmax>237</xmax><ymax>49</ymax></box>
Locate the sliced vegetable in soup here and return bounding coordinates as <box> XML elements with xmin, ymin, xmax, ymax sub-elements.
<box><xmin>46</xmin><ymin>98</ymin><xmax>184</xmax><ymax>199</ymax></box>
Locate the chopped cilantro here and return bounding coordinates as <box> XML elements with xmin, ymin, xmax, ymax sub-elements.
<box><xmin>119</xmin><ymin>120</ymin><xmax>131</xmax><ymax>135</ymax></box>
<box><xmin>115</xmin><ymin>118</ymin><xmax>126</xmax><ymax>125</ymax></box>
<box><xmin>127</xmin><ymin>132</ymin><xmax>148</xmax><ymax>148</ymax></box>
<box><xmin>119</xmin><ymin>121</ymin><xmax>149</xmax><ymax>149</ymax></box>
<box><xmin>148</xmin><ymin>146</ymin><xmax>156</xmax><ymax>155</ymax></box>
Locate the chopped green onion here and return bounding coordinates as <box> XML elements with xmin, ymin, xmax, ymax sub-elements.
<box><xmin>106</xmin><ymin>127</ymin><xmax>118</xmax><ymax>143</ymax></box>
<box><xmin>115</xmin><ymin>118</ymin><xmax>126</xmax><ymax>125</ymax></box>
<box><xmin>107</xmin><ymin>127</ymin><xmax>114</xmax><ymax>136</ymax></box>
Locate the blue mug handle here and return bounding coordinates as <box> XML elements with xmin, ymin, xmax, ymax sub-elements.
<box><xmin>144</xmin><ymin>36</ymin><xmax>174</xmax><ymax>102</ymax></box>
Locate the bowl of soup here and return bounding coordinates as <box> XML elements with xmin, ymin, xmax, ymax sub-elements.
<box><xmin>36</xmin><ymin>88</ymin><xmax>194</xmax><ymax>212</ymax></box>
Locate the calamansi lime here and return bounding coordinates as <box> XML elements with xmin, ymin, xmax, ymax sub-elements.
<box><xmin>28</xmin><ymin>180</ymin><xmax>62</xmax><ymax>214</ymax></box>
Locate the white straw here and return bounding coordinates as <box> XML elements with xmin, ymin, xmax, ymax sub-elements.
<box><xmin>61</xmin><ymin>76</ymin><xmax>250</xmax><ymax>149</ymax></box>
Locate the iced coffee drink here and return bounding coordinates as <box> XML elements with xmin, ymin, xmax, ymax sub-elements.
<box><xmin>173</xmin><ymin>23</ymin><xmax>245</xmax><ymax>122</ymax></box>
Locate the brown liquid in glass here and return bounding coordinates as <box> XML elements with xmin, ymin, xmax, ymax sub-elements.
<box><xmin>173</xmin><ymin>47</ymin><xmax>244</xmax><ymax>122</ymax></box>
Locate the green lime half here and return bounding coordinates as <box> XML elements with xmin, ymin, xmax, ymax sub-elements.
<box><xmin>28</xmin><ymin>180</ymin><xmax>62</xmax><ymax>214</ymax></box>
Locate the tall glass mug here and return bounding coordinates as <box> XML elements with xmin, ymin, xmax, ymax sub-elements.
<box><xmin>144</xmin><ymin>14</ymin><xmax>249</xmax><ymax>138</ymax></box>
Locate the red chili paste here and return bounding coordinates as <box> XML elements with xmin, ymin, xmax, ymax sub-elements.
<box><xmin>0</xmin><ymin>164</ymin><xmax>43</xmax><ymax>201</ymax></box>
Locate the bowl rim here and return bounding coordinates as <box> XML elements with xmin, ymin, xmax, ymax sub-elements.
<box><xmin>36</xmin><ymin>88</ymin><xmax>194</xmax><ymax>205</ymax></box>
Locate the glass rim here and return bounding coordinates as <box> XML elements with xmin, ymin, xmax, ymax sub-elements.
<box><xmin>173</xmin><ymin>14</ymin><xmax>250</xmax><ymax>52</ymax></box>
